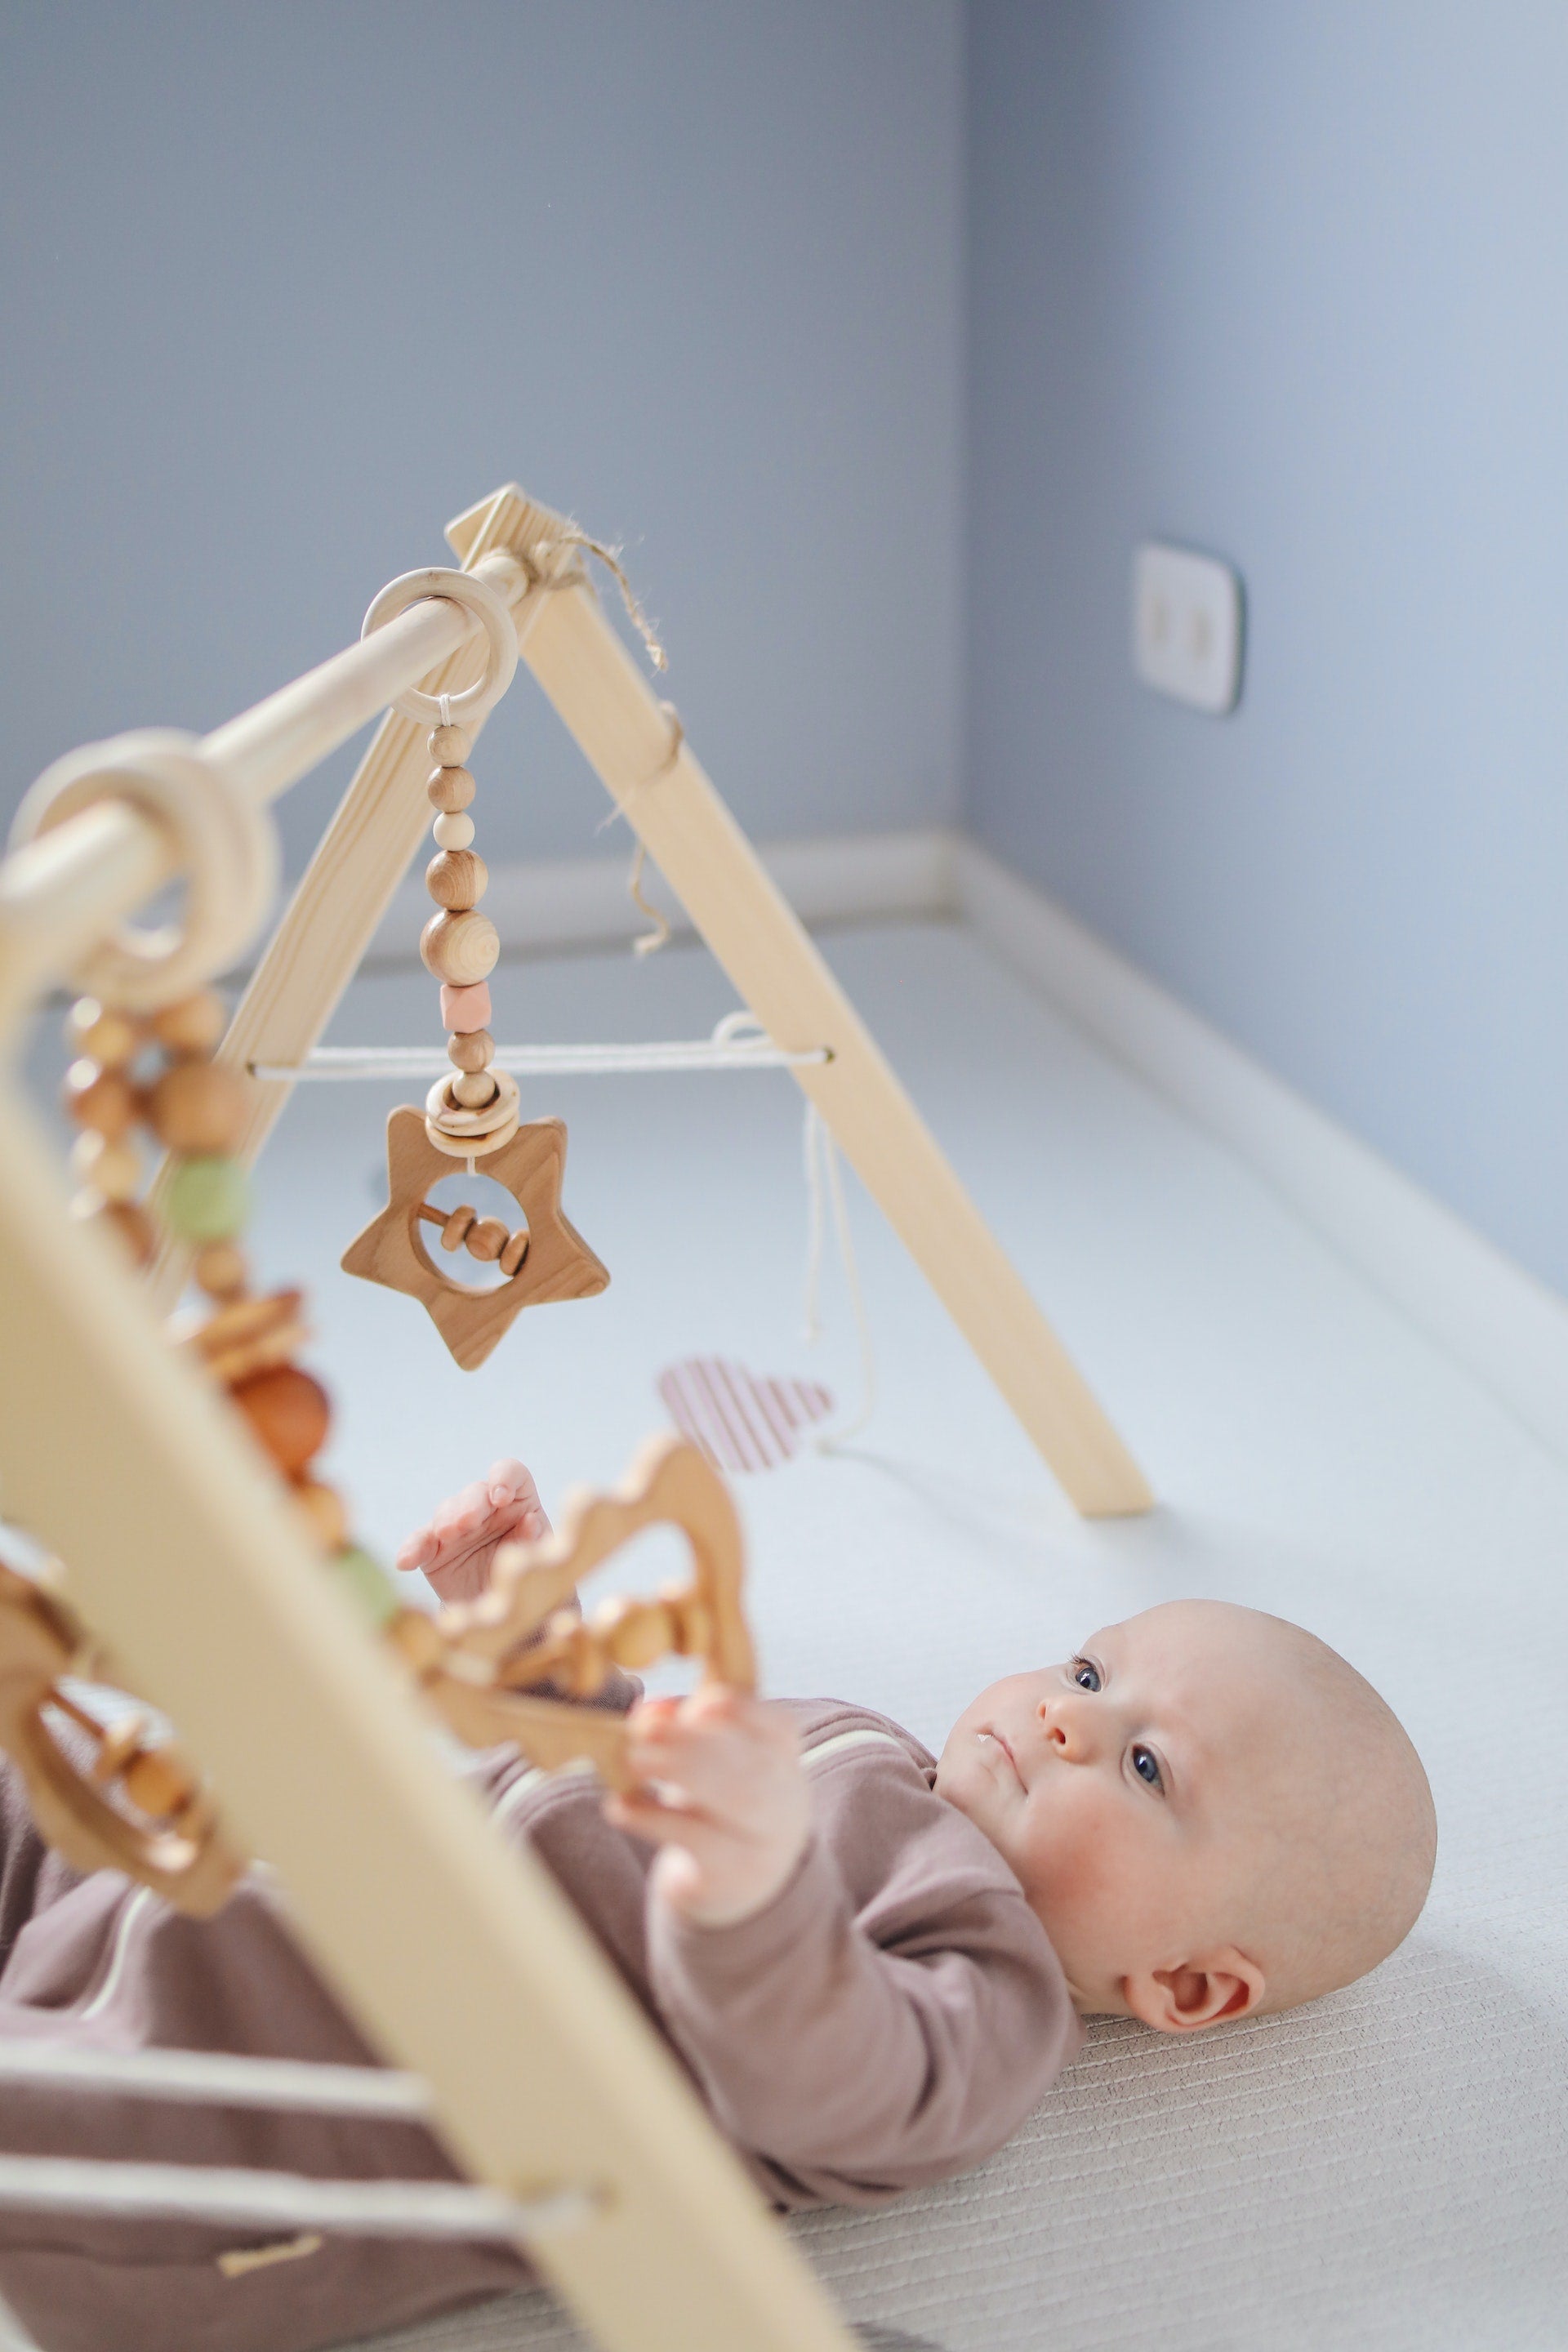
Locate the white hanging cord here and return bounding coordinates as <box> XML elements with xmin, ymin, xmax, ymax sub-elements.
<box><xmin>801</xmin><ymin>1102</ymin><xmax>876</xmax><ymax>1449</ymax></box>
<box><xmin>0</xmin><ymin>2154</ymin><xmax>596</xmax><ymax>2243</ymax></box>
<box><xmin>252</xmin><ymin>1013</ymin><xmax>831</xmax><ymax>1085</ymax></box>
<box><xmin>0</xmin><ymin>2040</ymin><xmax>431</xmax><ymax>2119</ymax></box>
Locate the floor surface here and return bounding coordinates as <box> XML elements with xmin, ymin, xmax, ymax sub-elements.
<box><xmin>13</xmin><ymin>921</ymin><xmax>1568</xmax><ymax>2349</ymax></box>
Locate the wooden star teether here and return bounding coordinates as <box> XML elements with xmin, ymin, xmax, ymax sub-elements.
<box><xmin>341</xmin><ymin>1106</ymin><xmax>609</xmax><ymax>1370</ymax></box>
<box><xmin>386</xmin><ymin>1433</ymin><xmax>754</xmax><ymax>1790</ymax></box>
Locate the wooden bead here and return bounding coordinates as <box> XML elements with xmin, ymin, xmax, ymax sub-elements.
<box><xmin>447</xmin><ymin>1027</ymin><xmax>494</xmax><ymax>1072</ymax></box>
<box><xmin>465</xmin><ymin>1216</ymin><xmax>509</xmax><ymax>1262</ymax></box>
<box><xmin>63</xmin><ymin>1061</ymin><xmax>136</xmax><ymax>1140</ymax></box>
<box><xmin>425</xmin><ymin>849</ymin><xmax>488</xmax><ymax>911</ymax></box>
<box><xmin>597</xmin><ymin>1594</ymin><xmax>676</xmax><ymax>1670</ymax></box>
<box><xmin>70</xmin><ymin>1130</ymin><xmax>140</xmax><ymax>1201</ymax></box>
<box><xmin>229</xmin><ymin>1365</ymin><xmax>331</xmax><ymax>1477</ymax></box>
<box><xmin>293</xmin><ymin>1477</ymin><xmax>349</xmax><ymax>1550</ymax></box>
<box><xmin>68</xmin><ymin>999</ymin><xmax>140</xmax><ymax>1068</ymax></box>
<box><xmin>147</xmin><ymin>1061</ymin><xmax>248</xmax><ymax>1156</ymax></box>
<box><xmin>499</xmin><ymin>1225</ymin><xmax>530</xmax><ymax>1276</ymax></box>
<box><xmin>429</xmin><ymin>724</ymin><xmax>471</xmax><ymax>768</ymax></box>
<box><xmin>427</xmin><ymin>765</ymin><xmax>475</xmax><ymax>814</ymax></box>
<box><xmin>421</xmin><ymin>911</ymin><xmax>499</xmax><ymax>986</ymax></box>
<box><xmin>450</xmin><ymin>1070</ymin><xmax>499</xmax><ymax>1109</ymax></box>
<box><xmin>194</xmin><ymin>1240</ymin><xmax>249</xmax><ymax>1300</ymax></box>
<box><xmin>149</xmin><ymin>991</ymin><xmax>227</xmax><ymax>1058</ymax></box>
<box><xmin>83</xmin><ymin>1199</ymin><xmax>156</xmax><ymax>1267</ymax></box>
<box><xmin>432</xmin><ymin>811</ymin><xmax>476</xmax><ymax>851</ymax></box>
<box><xmin>121</xmin><ymin>1744</ymin><xmax>193</xmax><ymax>1822</ymax></box>
<box><xmin>439</xmin><ymin>982</ymin><xmax>491</xmax><ymax>1032</ymax></box>
<box><xmin>439</xmin><ymin>1205</ymin><xmax>476</xmax><ymax>1252</ymax></box>
<box><xmin>163</xmin><ymin>1154</ymin><xmax>250</xmax><ymax>1242</ymax></box>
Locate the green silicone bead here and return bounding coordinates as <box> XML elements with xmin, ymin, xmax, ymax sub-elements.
<box><xmin>327</xmin><ymin>1546</ymin><xmax>400</xmax><ymax>1630</ymax></box>
<box><xmin>163</xmin><ymin>1154</ymin><xmax>251</xmax><ymax>1243</ymax></box>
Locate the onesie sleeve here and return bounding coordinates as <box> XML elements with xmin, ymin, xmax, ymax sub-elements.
<box><xmin>644</xmin><ymin>1764</ymin><xmax>1080</xmax><ymax>2207</ymax></box>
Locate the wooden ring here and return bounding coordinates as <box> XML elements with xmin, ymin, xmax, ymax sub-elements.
<box><xmin>361</xmin><ymin>568</ymin><xmax>519</xmax><ymax>728</ymax></box>
<box><xmin>10</xmin><ymin>732</ymin><xmax>279</xmax><ymax>1011</ymax></box>
<box><xmin>424</xmin><ymin>1068</ymin><xmax>521</xmax><ymax>1140</ymax></box>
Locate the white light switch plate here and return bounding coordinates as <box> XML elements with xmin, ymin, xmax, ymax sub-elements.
<box><xmin>1131</xmin><ymin>541</ymin><xmax>1243</xmax><ymax>714</ymax></box>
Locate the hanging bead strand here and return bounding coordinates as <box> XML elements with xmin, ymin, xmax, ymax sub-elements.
<box><xmin>418</xmin><ymin>719</ymin><xmax>520</xmax><ymax>1156</ymax></box>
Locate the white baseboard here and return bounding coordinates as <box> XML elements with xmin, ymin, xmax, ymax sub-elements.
<box><xmin>366</xmin><ymin>826</ymin><xmax>960</xmax><ymax>963</ymax></box>
<box><xmin>956</xmin><ymin>840</ymin><xmax>1568</xmax><ymax>1463</ymax></box>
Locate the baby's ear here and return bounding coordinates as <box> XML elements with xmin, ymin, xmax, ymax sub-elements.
<box><xmin>1123</xmin><ymin>1950</ymin><xmax>1266</xmax><ymax>2033</ymax></box>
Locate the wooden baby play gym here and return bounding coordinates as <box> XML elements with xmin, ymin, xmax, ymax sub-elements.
<box><xmin>0</xmin><ymin>483</ymin><xmax>1149</xmax><ymax>2352</ymax></box>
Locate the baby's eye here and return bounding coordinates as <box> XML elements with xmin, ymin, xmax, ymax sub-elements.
<box><xmin>1071</xmin><ymin>1659</ymin><xmax>1101</xmax><ymax>1692</ymax></box>
<box><xmin>1131</xmin><ymin>1744</ymin><xmax>1163</xmax><ymax>1791</ymax></box>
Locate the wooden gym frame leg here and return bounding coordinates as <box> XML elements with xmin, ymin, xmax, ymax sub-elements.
<box><xmin>0</xmin><ymin>1086</ymin><xmax>858</xmax><ymax>2352</ymax></box>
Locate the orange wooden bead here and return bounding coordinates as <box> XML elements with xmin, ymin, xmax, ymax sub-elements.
<box><xmin>194</xmin><ymin>1241</ymin><xmax>249</xmax><ymax>1300</ymax></box>
<box><xmin>465</xmin><ymin>1216</ymin><xmax>510</xmax><ymax>1262</ymax></box>
<box><xmin>84</xmin><ymin>1199</ymin><xmax>157</xmax><ymax>1267</ymax></box>
<box><xmin>70</xmin><ymin>1130</ymin><xmax>140</xmax><ymax>1201</ymax></box>
<box><xmin>499</xmin><ymin>1225</ymin><xmax>530</xmax><ymax>1276</ymax></box>
<box><xmin>426</xmin><ymin>764</ymin><xmax>476</xmax><ymax>813</ymax></box>
<box><xmin>62</xmin><ymin>1060</ymin><xmax>137</xmax><ymax>1139</ymax></box>
<box><xmin>420</xmin><ymin>911</ymin><xmax>499</xmax><ymax>986</ymax></box>
<box><xmin>147</xmin><ymin>1061</ymin><xmax>248</xmax><ymax>1156</ymax></box>
<box><xmin>121</xmin><ymin>1744</ymin><xmax>192</xmax><ymax>1821</ymax></box>
<box><xmin>447</xmin><ymin>1027</ymin><xmax>494</xmax><ymax>1072</ymax></box>
<box><xmin>149</xmin><ymin>991</ymin><xmax>227</xmax><ymax>1057</ymax></box>
<box><xmin>293</xmin><ymin>1477</ymin><xmax>349</xmax><ymax>1550</ymax></box>
<box><xmin>425</xmin><ymin>849</ymin><xmax>488</xmax><ymax>911</ymax></box>
<box><xmin>229</xmin><ymin>1365</ymin><xmax>331</xmax><ymax>1477</ymax></box>
<box><xmin>68</xmin><ymin>998</ymin><xmax>140</xmax><ymax>1068</ymax></box>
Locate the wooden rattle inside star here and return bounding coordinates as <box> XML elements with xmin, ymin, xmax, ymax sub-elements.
<box><xmin>342</xmin><ymin>568</ymin><xmax>608</xmax><ymax>1369</ymax></box>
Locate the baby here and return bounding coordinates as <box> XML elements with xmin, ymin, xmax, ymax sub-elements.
<box><xmin>0</xmin><ymin>1458</ymin><xmax>1436</xmax><ymax>2352</ymax></box>
<box><xmin>403</xmin><ymin>1461</ymin><xmax>1437</xmax><ymax>2033</ymax></box>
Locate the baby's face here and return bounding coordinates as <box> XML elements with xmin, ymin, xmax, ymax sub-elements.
<box><xmin>936</xmin><ymin>1601</ymin><xmax>1291</xmax><ymax>2027</ymax></box>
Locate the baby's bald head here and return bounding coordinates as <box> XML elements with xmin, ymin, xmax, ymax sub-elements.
<box><xmin>1204</xmin><ymin>1605</ymin><xmax>1437</xmax><ymax>2012</ymax></box>
<box><xmin>938</xmin><ymin>1598</ymin><xmax>1436</xmax><ymax>2029</ymax></box>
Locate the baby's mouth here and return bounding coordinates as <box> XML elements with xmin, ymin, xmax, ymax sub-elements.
<box><xmin>979</xmin><ymin>1727</ymin><xmax>1024</xmax><ymax>1791</ymax></box>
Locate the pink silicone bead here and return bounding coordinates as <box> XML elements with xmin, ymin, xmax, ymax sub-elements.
<box><xmin>440</xmin><ymin>982</ymin><xmax>492</xmax><ymax>1033</ymax></box>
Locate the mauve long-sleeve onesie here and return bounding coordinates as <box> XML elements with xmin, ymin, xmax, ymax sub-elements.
<box><xmin>0</xmin><ymin>1696</ymin><xmax>1080</xmax><ymax>2352</ymax></box>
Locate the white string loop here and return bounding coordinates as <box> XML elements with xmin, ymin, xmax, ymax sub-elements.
<box><xmin>801</xmin><ymin>1102</ymin><xmax>876</xmax><ymax>1449</ymax></box>
<box><xmin>252</xmin><ymin>1012</ymin><xmax>830</xmax><ymax>1084</ymax></box>
<box><xmin>9</xmin><ymin>730</ymin><xmax>280</xmax><ymax>1009</ymax></box>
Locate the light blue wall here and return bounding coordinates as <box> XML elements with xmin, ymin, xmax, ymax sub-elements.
<box><xmin>967</xmin><ymin>2</ymin><xmax>1568</xmax><ymax>1294</ymax></box>
<box><xmin>0</xmin><ymin>1</ymin><xmax>963</xmax><ymax>874</ymax></box>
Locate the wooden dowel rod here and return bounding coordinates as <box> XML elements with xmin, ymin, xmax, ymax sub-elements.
<box><xmin>0</xmin><ymin>552</ymin><xmax>524</xmax><ymax>1035</ymax></box>
<box><xmin>203</xmin><ymin>551</ymin><xmax>524</xmax><ymax>804</ymax></box>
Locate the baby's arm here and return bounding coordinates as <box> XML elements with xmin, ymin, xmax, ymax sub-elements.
<box><xmin>394</xmin><ymin>1458</ymin><xmax>548</xmax><ymax>1606</ymax></box>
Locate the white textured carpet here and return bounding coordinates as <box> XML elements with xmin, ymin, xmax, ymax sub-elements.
<box><xmin>17</xmin><ymin>922</ymin><xmax>1568</xmax><ymax>2348</ymax></box>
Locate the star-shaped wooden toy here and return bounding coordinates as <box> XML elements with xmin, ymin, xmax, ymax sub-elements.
<box><xmin>342</xmin><ymin>1107</ymin><xmax>609</xmax><ymax>1370</ymax></box>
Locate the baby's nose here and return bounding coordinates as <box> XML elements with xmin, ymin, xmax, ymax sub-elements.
<box><xmin>1036</xmin><ymin>1698</ymin><xmax>1089</xmax><ymax>1758</ymax></box>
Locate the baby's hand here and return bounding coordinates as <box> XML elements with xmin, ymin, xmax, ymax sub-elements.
<box><xmin>394</xmin><ymin>1458</ymin><xmax>549</xmax><ymax>1606</ymax></box>
<box><xmin>607</xmin><ymin>1686</ymin><xmax>810</xmax><ymax>1930</ymax></box>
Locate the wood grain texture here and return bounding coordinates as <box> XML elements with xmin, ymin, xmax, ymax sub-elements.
<box><xmin>341</xmin><ymin>1107</ymin><xmax>608</xmax><ymax>1370</ymax></box>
